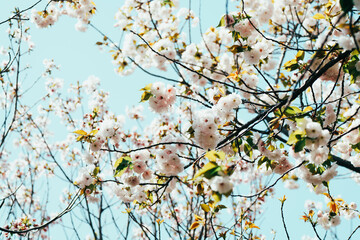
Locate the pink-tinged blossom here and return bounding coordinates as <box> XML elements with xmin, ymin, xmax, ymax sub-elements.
<box><xmin>83</xmin><ymin>75</ymin><xmax>100</xmax><ymax>94</ymax></box>
<box><xmin>125</xmin><ymin>175</ymin><xmax>140</xmax><ymax>187</ymax></box>
<box><xmin>213</xmin><ymin>93</ymin><xmax>241</xmax><ymax>122</ymax></box>
<box><xmin>75</xmin><ymin>169</ymin><xmax>93</xmax><ymax>188</ymax></box>
<box><xmin>338</xmin><ymin>35</ymin><xmax>355</xmax><ymax>51</ymax></box>
<box><xmin>82</xmin><ymin>152</ymin><xmax>95</xmax><ymax>165</ymax></box>
<box><xmin>99</xmin><ymin>120</ymin><xmax>116</xmax><ymax>138</ymax></box>
<box><xmin>126</xmin><ymin>105</ymin><xmax>144</xmax><ymax>120</ymax></box>
<box><xmin>234</xmin><ymin>18</ymin><xmax>257</xmax><ymax>38</ymax></box>
<box><xmin>135</xmin><ymin>191</ymin><xmax>147</xmax><ymax>202</ymax></box>
<box><xmin>316</xmin><ymin>130</ymin><xmax>330</xmax><ymax>146</ymax></box>
<box><xmin>90</xmin><ymin>140</ymin><xmax>102</xmax><ymax>152</ymax></box>
<box><xmin>349</xmin><ymin>154</ymin><xmax>360</xmax><ymax>168</ymax></box>
<box><xmin>165</xmin><ymin>178</ymin><xmax>178</xmax><ymax>193</ymax></box>
<box><xmin>148</xmin><ymin>82</ymin><xmax>176</xmax><ymax>113</ymax></box>
<box><xmin>142</xmin><ymin>169</ymin><xmax>153</xmax><ymax>180</ymax></box>
<box><xmin>130</xmin><ymin>150</ymin><xmax>150</xmax><ymax>162</ymax></box>
<box><xmin>133</xmin><ymin>160</ymin><xmax>147</xmax><ymax>174</ymax></box>
<box><xmin>193</xmin><ymin>109</ymin><xmax>220</xmax><ymax>150</ymax></box>
<box><xmin>210</xmin><ymin>176</ymin><xmax>233</xmax><ymax>194</ymax></box>
<box><xmin>224</xmin><ymin>14</ymin><xmax>235</xmax><ymax>27</ymax></box>
<box><xmin>305</xmin><ymin>121</ymin><xmax>322</xmax><ymax>138</ymax></box>
<box><xmin>324</xmin><ymin>104</ymin><xmax>336</xmax><ymax>127</ymax></box>
<box><xmin>284</xmin><ymin>179</ymin><xmax>299</xmax><ymax>189</ymax></box>
<box><xmin>273</xmin><ymin>157</ymin><xmax>293</xmax><ymax>174</ymax></box>
<box><xmin>309</xmin><ymin>147</ymin><xmax>329</xmax><ymax>165</ymax></box>
<box><xmin>45</xmin><ymin>78</ymin><xmax>63</xmax><ymax>95</ymax></box>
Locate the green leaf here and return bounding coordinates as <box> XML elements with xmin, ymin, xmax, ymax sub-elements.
<box><xmin>287</xmin><ymin>130</ymin><xmax>306</xmax><ymax>145</ymax></box>
<box><xmin>306</xmin><ymin>163</ymin><xmax>316</xmax><ymax>173</ymax></box>
<box><xmin>283</xmin><ymin>59</ymin><xmax>299</xmax><ymax>71</ymax></box>
<box><xmin>232</xmin><ymin>138</ymin><xmax>242</xmax><ymax>152</ymax></box>
<box><xmin>246</xmin><ymin>136</ymin><xmax>256</xmax><ymax>149</ymax></box>
<box><xmin>294</xmin><ymin>138</ymin><xmax>306</xmax><ymax>152</ymax></box>
<box><xmin>214</xmin><ymin>204</ymin><xmax>227</xmax><ymax>212</ymax></box>
<box><xmin>317</xmin><ymin>166</ymin><xmax>325</xmax><ymax>174</ymax></box>
<box><xmin>140</xmin><ymin>92</ymin><xmax>153</xmax><ymax>102</ymax></box>
<box><xmin>161</xmin><ymin>0</ymin><xmax>175</xmax><ymax>6</ymax></box>
<box><xmin>227</xmin><ymin>45</ymin><xmax>250</xmax><ymax>54</ymax></box>
<box><xmin>340</xmin><ymin>0</ymin><xmax>354</xmax><ymax>13</ymax></box>
<box><xmin>257</xmin><ymin>156</ymin><xmax>268</xmax><ymax>168</ymax></box>
<box><xmin>323</xmin><ymin>156</ymin><xmax>334</xmax><ymax>168</ymax></box>
<box><xmin>244</xmin><ymin>131</ymin><xmax>253</xmax><ymax>137</ymax></box>
<box><xmin>93</xmin><ymin>167</ymin><xmax>100</xmax><ymax>177</ymax></box>
<box><xmin>114</xmin><ymin>156</ymin><xmax>132</xmax><ymax>177</ymax></box>
<box><xmin>284</xmin><ymin>106</ymin><xmax>302</xmax><ymax>117</ymax></box>
<box><xmin>217</xmin><ymin>15</ymin><xmax>226</xmax><ymax>27</ymax></box>
<box><xmin>343</xmin><ymin>54</ymin><xmax>360</xmax><ymax>84</ymax></box>
<box><xmin>194</xmin><ymin>162</ymin><xmax>221</xmax><ymax>179</ymax></box>
<box><xmin>203</xmin><ymin>166</ymin><xmax>222</xmax><ymax>179</ymax></box>
<box><xmin>232</xmin><ymin>31</ymin><xmax>241</xmax><ymax>42</ymax></box>
<box><xmin>187</xmin><ymin>126</ymin><xmax>195</xmax><ymax>138</ymax></box>
<box><xmin>244</xmin><ymin>143</ymin><xmax>253</xmax><ymax>158</ymax></box>
<box><xmin>223</xmin><ymin>189</ymin><xmax>233</xmax><ymax>197</ymax></box>
<box><xmin>352</xmin><ymin>142</ymin><xmax>360</xmax><ymax>152</ymax></box>
<box><xmin>296</xmin><ymin>50</ymin><xmax>305</xmax><ymax>61</ymax></box>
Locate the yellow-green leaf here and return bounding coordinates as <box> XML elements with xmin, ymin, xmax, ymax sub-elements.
<box><xmin>156</xmin><ymin>219</ymin><xmax>164</xmax><ymax>224</ymax></box>
<box><xmin>76</xmin><ymin>136</ymin><xmax>84</xmax><ymax>142</ymax></box>
<box><xmin>93</xmin><ymin>167</ymin><xmax>100</xmax><ymax>176</ymax></box>
<box><xmin>114</xmin><ymin>156</ymin><xmax>132</xmax><ymax>177</ymax></box>
<box><xmin>283</xmin><ymin>59</ymin><xmax>299</xmax><ymax>71</ymax></box>
<box><xmin>279</xmin><ymin>195</ymin><xmax>287</xmax><ymax>203</ymax></box>
<box><xmin>189</xmin><ymin>221</ymin><xmax>201</xmax><ymax>230</ymax></box>
<box><xmin>140</xmin><ymin>91</ymin><xmax>153</xmax><ymax>102</ymax></box>
<box><xmin>140</xmin><ymin>83</ymin><xmax>153</xmax><ymax>91</ymax></box>
<box><xmin>284</xmin><ymin>106</ymin><xmax>302</xmax><ymax>117</ymax></box>
<box><xmin>313</xmin><ymin>13</ymin><xmax>325</xmax><ymax>19</ymax></box>
<box><xmin>194</xmin><ymin>214</ymin><xmax>204</xmax><ymax>221</ymax></box>
<box><xmin>73</xmin><ymin>130</ymin><xmax>87</xmax><ymax>135</ymax></box>
<box><xmin>296</xmin><ymin>50</ymin><xmax>305</xmax><ymax>61</ymax></box>
<box><xmin>194</xmin><ymin>161</ymin><xmax>221</xmax><ymax>179</ymax></box>
<box><xmin>287</xmin><ymin>130</ymin><xmax>306</xmax><ymax>145</ymax></box>
<box><xmin>303</xmin><ymin>106</ymin><xmax>313</xmax><ymax>112</ymax></box>
<box><xmin>248</xmin><ymin>222</ymin><xmax>260</xmax><ymax>229</ymax></box>
<box><xmin>212</xmin><ymin>192</ymin><xmax>222</xmax><ymax>204</ymax></box>
<box><xmin>89</xmin><ymin>129</ymin><xmax>98</xmax><ymax>135</ymax></box>
<box><xmin>200</xmin><ymin>204</ymin><xmax>210</xmax><ymax>212</ymax></box>
<box><xmin>205</xmin><ymin>150</ymin><xmax>225</xmax><ymax>161</ymax></box>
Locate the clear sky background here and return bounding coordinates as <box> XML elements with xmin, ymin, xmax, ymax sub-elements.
<box><xmin>0</xmin><ymin>1</ymin><xmax>360</xmax><ymax>239</ymax></box>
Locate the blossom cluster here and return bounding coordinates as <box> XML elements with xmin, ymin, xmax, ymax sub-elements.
<box><xmin>31</xmin><ymin>0</ymin><xmax>96</xmax><ymax>31</ymax></box>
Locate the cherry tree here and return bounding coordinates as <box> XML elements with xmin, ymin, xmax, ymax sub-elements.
<box><xmin>1</xmin><ymin>0</ymin><xmax>360</xmax><ymax>239</ymax></box>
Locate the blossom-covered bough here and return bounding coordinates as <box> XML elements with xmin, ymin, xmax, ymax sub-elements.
<box><xmin>1</xmin><ymin>0</ymin><xmax>360</xmax><ymax>239</ymax></box>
